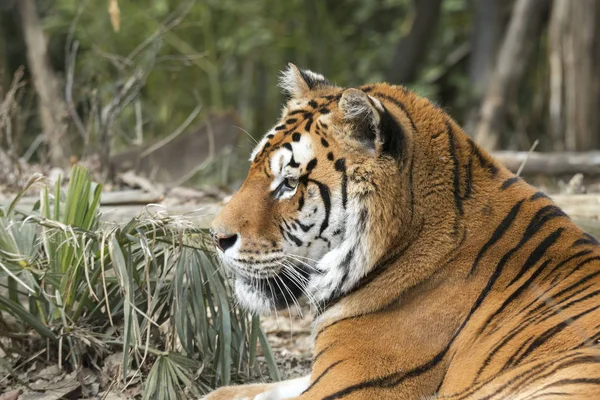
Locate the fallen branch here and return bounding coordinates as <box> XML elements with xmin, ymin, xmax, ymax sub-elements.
<box><xmin>551</xmin><ymin>194</ymin><xmax>600</xmax><ymax>220</ymax></box>
<box><xmin>3</xmin><ymin>189</ymin><xmax>163</xmax><ymax>208</ymax></box>
<box><xmin>99</xmin><ymin>190</ymin><xmax>163</xmax><ymax>206</ymax></box>
<box><xmin>493</xmin><ymin>151</ymin><xmax>600</xmax><ymax>175</ymax></box>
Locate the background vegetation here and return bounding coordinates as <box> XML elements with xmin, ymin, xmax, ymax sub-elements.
<box><xmin>2</xmin><ymin>0</ymin><xmax>599</xmax><ymax>178</ymax></box>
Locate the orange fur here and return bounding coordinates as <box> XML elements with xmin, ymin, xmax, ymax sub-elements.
<box><xmin>207</xmin><ymin>66</ymin><xmax>600</xmax><ymax>400</ymax></box>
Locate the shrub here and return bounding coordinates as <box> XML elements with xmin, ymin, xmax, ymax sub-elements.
<box><xmin>0</xmin><ymin>166</ymin><xmax>278</xmax><ymax>398</ymax></box>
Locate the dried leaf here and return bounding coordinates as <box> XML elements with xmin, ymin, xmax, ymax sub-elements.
<box><xmin>108</xmin><ymin>0</ymin><xmax>120</xmax><ymax>32</ymax></box>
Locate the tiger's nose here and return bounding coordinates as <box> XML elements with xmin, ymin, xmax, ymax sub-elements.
<box><xmin>211</xmin><ymin>231</ymin><xmax>239</xmax><ymax>252</ymax></box>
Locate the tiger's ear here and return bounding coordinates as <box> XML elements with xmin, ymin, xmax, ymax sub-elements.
<box><xmin>339</xmin><ymin>88</ymin><xmax>404</xmax><ymax>159</ymax></box>
<box><xmin>279</xmin><ymin>63</ymin><xmax>332</xmax><ymax>98</ymax></box>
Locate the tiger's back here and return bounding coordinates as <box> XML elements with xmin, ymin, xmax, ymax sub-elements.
<box><xmin>208</xmin><ymin>65</ymin><xmax>600</xmax><ymax>400</ymax></box>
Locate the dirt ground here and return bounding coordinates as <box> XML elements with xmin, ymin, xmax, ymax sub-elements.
<box><xmin>256</xmin><ymin>310</ymin><xmax>314</xmax><ymax>382</ymax></box>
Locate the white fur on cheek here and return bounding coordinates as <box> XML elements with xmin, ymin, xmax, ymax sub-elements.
<box><xmin>290</xmin><ymin>134</ymin><xmax>314</xmax><ymax>165</ymax></box>
<box><xmin>308</xmin><ymin>197</ymin><xmax>371</xmax><ymax>302</ymax></box>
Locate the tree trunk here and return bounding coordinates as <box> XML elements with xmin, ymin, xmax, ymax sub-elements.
<box><xmin>473</xmin><ymin>0</ymin><xmax>550</xmax><ymax>150</ymax></box>
<box><xmin>464</xmin><ymin>0</ymin><xmax>504</xmax><ymax>134</ymax></box>
<box><xmin>386</xmin><ymin>0</ymin><xmax>443</xmax><ymax>84</ymax></box>
<box><xmin>548</xmin><ymin>0</ymin><xmax>600</xmax><ymax>151</ymax></box>
<box><xmin>17</xmin><ymin>0</ymin><xmax>71</xmax><ymax>167</ymax></box>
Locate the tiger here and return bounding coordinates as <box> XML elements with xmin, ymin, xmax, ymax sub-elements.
<box><xmin>206</xmin><ymin>63</ymin><xmax>600</xmax><ymax>400</ymax></box>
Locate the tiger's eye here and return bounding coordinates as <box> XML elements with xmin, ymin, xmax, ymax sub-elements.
<box><xmin>285</xmin><ymin>177</ymin><xmax>299</xmax><ymax>189</ymax></box>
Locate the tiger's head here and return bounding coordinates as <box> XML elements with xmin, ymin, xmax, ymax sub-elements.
<box><xmin>211</xmin><ymin>64</ymin><xmax>420</xmax><ymax>314</ymax></box>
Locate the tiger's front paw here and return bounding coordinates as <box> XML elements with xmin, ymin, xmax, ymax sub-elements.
<box><xmin>202</xmin><ymin>384</ymin><xmax>272</xmax><ymax>400</ymax></box>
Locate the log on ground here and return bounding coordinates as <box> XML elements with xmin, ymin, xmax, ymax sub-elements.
<box><xmin>492</xmin><ymin>151</ymin><xmax>600</xmax><ymax>176</ymax></box>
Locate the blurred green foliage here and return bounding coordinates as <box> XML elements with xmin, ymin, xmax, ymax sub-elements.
<box><xmin>1</xmin><ymin>0</ymin><xmax>475</xmax><ymax>157</ymax></box>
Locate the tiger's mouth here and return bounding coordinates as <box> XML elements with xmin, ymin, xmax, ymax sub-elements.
<box><xmin>225</xmin><ymin>259</ymin><xmax>311</xmax><ymax>313</ymax></box>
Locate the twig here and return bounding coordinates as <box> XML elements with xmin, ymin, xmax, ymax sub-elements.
<box><xmin>65</xmin><ymin>40</ymin><xmax>87</xmax><ymax>139</ymax></box>
<box><xmin>99</xmin><ymin>68</ymin><xmax>149</xmax><ymax>176</ymax></box>
<box><xmin>140</xmin><ymin>103</ymin><xmax>202</xmax><ymax>158</ymax></box>
<box><xmin>64</xmin><ymin>0</ymin><xmax>88</xmax><ymax>140</ymax></box>
<box><xmin>124</xmin><ymin>1</ymin><xmax>194</xmax><ymax>64</ymax></box>
<box><xmin>172</xmin><ymin>114</ymin><xmax>216</xmax><ymax>187</ymax></box>
<box><xmin>134</xmin><ymin>99</ymin><xmax>143</xmax><ymax>145</ymax></box>
<box><xmin>22</xmin><ymin>134</ymin><xmax>45</xmax><ymax>162</ymax></box>
<box><xmin>516</xmin><ymin>139</ymin><xmax>539</xmax><ymax>177</ymax></box>
<box><xmin>0</xmin><ymin>67</ymin><xmax>26</xmax><ymax>166</ymax></box>
<box><xmin>0</xmin><ymin>348</ymin><xmax>45</xmax><ymax>388</ymax></box>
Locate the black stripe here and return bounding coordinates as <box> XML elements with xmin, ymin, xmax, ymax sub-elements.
<box><xmin>510</xmin><ymin>304</ymin><xmax>600</xmax><ymax>367</ymax></box>
<box><xmin>514</xmin><ymin>250</ymin><xmax>593</xmax><ymax>316</ymax></box>
<box><xmin>538</xmin><ymin>378</ymin><xmax>600</xmax><ymax>392</ymax></box>
<box><xmin>561</xmin><ymin>256</ymin><xmax>600</xmax><ymax>280</ymax></box>
<box><xmin>297</xmin><ymin>194</ymin><xmax>305</xmax><ymax>211</ymax></box>
<box><xmin>543</xmin><ymin>250</ymin><xmax>593</xmax><ymax>283</ymax></box>
<box><xmin>334</xmin><ymin>250</ymin><xmax>356</xmax><ymax>296</ymax></box>
<box><xmin>463</xmin><ymin>156</ymin><xmax>473</xmax><ymax>200</ymax></box>
<box><xmin>531</xmin><ymin>191</ymin><xmax>551</xmax><ymax>201</ymax></box>
<box><xmin>314</xmin><ymin>317</ymin><xmax>353</xmax><ymax>341</ymax></box>
<box><xmin>305</xmin><ymin>117</ymin><xmax>313</xmax><ymax>132</ymax></box>
<box><xmin>294</xmin><ymin>219</ymin><xmax>314</xmax><ymax>232</ymax></box>
<box><xmin>368</xmin><ymin>92</ymin><xmax>418</xmax><ymax>132</ymax></box>
<box><xmin>469</xmin><ymin>200</ymin><xmax>524</xmax><ymax>276</ymax></box>
<box><xmin>481</xmin><ymin>259</ymin><xmax>553</xmax><ymax>339</ymax></box>
<box><xmin>531</xmin><ymin>269</ymin><xmax>600</xmax><ymax>317</ymax></box>
<box><xmin>446</xmin><ymin>120</ymin><xmax>463</xmax><ymax>217</ymax></box>
<box><xmin>506</xmin><ymin>227</ymin><xmax>565</xmax><ymax>287</ymax></box>
<box><xmin>502</xmin><ymin>336</ymin><xmax>536</xmax><ymax>371</ymax></box>
<box><xmin>289</xmin><ymin>155</ymin><xmax>300</xmax><ymax>168</ymax></box>
<box><xmin>526</xmin><ymin>392</ymin><xmax>570</xmax><ymax>400</ymax></box>
<box><xmin>309</xmin><ymin>178</ymin><xmax>331</xmax><ymax>236</ymax></box>
<box><xmin>501</xmin><ymin>176</ymin><xmax>520</xmax><ymax>190</ymax></box>
<box><xmin>468</xmin><ymin>351</ymin><xmax>589</xmax><ymax>400</ymax></box>
<box><xmin>379</xmin><ymin>104</ymin><xmax>405</xmax><ymax>159</ymax></box>
<box><xmin>322</xmin><ymin>345</ymin><xmax>448</xmax><ymax>400</ymax></box>
<box><xmin>431</xmin><ymin>129</ymin><xmax>445</xmax><ymax>139</ymax></box>
<box><xmin>313</xmin><ymin>344</ymin><xmax>334</xmax><ymax>363</ymax></box>
<box><xmin>513</xmin><ymin>354</ymin><xmax>600</xmax><ymax>396</ymax></box>
<box><xmin>467</xmin><ymin>137</ymin><xmax>499</xmax><ymax>176</ymax></box>
<box><xmin>572</xmin><ymin>233</ymin><xmax>599</xmax><ymax>247</ymax></box>
<box><xmin>474</xmin><ymin>206</ymin><xmax>568</xmax><ymax>337</ymax></box>
<box><xmin>302</xmin><ymin>359</ymin><xmax>345</xmax><ymax>394</ymax></box>
<box><xmin>286</xmin><ymin>232</ymin><xmax>303</xmax><ymax>246</ymax></box>
<box><xmin>334</xmin><ymin>158</ymin><xmax>348</xmax><ymax>209</ymax></box>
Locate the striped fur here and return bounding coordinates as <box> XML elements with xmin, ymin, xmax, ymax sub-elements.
<box><xmin>207</xmin><ymin>65</ymin><xmax>600</xmax><ymax>400</ymax></box>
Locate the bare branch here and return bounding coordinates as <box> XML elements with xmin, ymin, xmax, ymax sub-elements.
<box><xmin>140</xmin><ymin>103</ymin><xmax>202</xmax><ymax>159</ymax></box>
<box><xmin>65</xmin><ymin>40</ymin><xmax>87</xmax><ymax>140</ymax></box>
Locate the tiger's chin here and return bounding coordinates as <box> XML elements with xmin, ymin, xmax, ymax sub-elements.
<box><xmin>233</xmin><ymin>269</ymin><xmax>308</xmax><ymax>315</ymax></box>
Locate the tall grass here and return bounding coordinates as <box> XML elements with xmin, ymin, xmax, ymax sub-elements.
<box><xmin>0</xmin><ymin>166</ymin><xmax>278</xmax><ymax>398</ymax></box>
